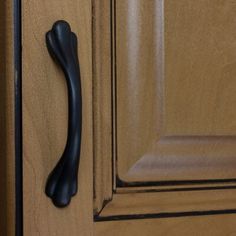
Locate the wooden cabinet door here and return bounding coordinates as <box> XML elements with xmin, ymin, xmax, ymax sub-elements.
<box><xmin>22</xmin><ymin>0</ymin><xmax>236</xmax><ymax>235</ymax></box>
<box><xmin>93</xmin><ymin>0</ymin><xmax>236</xmax><ymax>235</ymax></box>
<box><xmin>23</xmin><ymin>0</ymin><xmax>93</xmax><ymax>235</ymax></box>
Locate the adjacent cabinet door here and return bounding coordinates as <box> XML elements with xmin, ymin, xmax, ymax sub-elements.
<box><xmin>23</xmin><ymin>0</ymin><xmax>236</xmax><ymax>235</ymax></box>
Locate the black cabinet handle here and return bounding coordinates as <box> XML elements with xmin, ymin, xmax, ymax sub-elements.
<box><xmin>45</xmin><ymin>20</ymin><xmax>82</xmax><ymax>208</ymax></box>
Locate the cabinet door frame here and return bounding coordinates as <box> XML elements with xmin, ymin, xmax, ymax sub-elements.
<box><xmin>1</xmin><ymin>0</ymin><xmax>20</xmax><ymax>235</ymax></box>
<box><xmin>22</xmin><ymin>0</ymin><xmax>93</xmax><ymax>235</ymax></box>
<box><xmin>93</xmin><ymin>0</ymin><xmax>236</xmax><ymax>221</ymax></box>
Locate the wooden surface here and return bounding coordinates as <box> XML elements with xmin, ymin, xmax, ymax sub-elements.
<box><xmin>93</xmin><ymin>0</ymin><xmax>113</xmax><ymax>213</ymax></box>
<box><xmin>23</xmin><ymin>0</ymin><xmax>93</xmax><ymax>235</ymax></box>
<box><xmin>116</xmin><ymin>0</ymin><xmax>163</xmax><ymax>178</ymax></box>
<box><xmin>0</xmin><ymin>1</ymin><xmax>15</xmax><ymax>235</ymax></box>
<box><xmin>164</xmin><ymin>0</ymin><xmax>236</xmax><ymax>135</ymax></box>
<box><xmin>94</xmin><ymin>2</ymin><xmax>236</xmax><ymax>235</ymax></box>
<box><xmin>99</xmin><ymin>189</ymin><xmax>236</xmax><ymax>217</ymax></box>
<box><xmin>115</xmin><ymin>0</ymin><xmax>236</xmax><ymax>183</ymax></box>
<box><xmin>22</xmin><ymin>0</ymin><xmax>236</xmax><ymax>235</ymax></box>
<box><xmin>95</xmin><ymin>214</ymin><xmax>236</xmax><ymax>236</ymax></box>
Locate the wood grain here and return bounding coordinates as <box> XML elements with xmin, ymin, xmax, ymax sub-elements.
<box><xmin>123</xmin><ymin>136</ymin><xmax>236</xmax><ymax>182</ymax></box>
<box><xmin>116</xmin><ymin>0</ymin><xmax>164</xmax><ymax>178</ymax></box>
<box><xmin>115</xmin><ymin>0</ymin><xmax>236</xmax><ymax>184</ymax></box>
<box><xmin>165</xmin><ymin>0</ymin><xmax>236</xmax><ymax>135</ymax></box>
<box><xmin>0</xmin><ymin>1</ymin><xmax>15</xmax><ymax>235</ymax></box>
<box><xmin>99</xmin><ymin>189</ymin><xmax>236</xmax><ymax>217</ymax></box>
<box><xmin>23</xmin><ymin>0</ymin><xmax>93</xmax><ymax>235</ymax></box>
<box><xmin>93</xmin><ymin>0</ymin><xmax>113</xmax><ymax>213</ymax></box>
<box><xmin>22</xmin><ymin>0</ymin><xmax>236</xmax><ymax>235</ymax></box>
<box><xmin>94</xmin><ymin>3</ymin><xmax>236</xmax><ymax>234</ymax></box>
<box><xmin>95</xmin><ymin>214</ymin><xmax>236</xmax><ymax>236</ymax></box>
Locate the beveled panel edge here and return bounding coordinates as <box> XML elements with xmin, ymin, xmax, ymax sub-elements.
<box><xmin>95</xmin><ymin>188</ymin><xmax>236</xmax><ymax>221</ymax></box>
<box><xmin>93</xmin><ymin>0</ymin><xmax>114</xmax><ymax>213</ymax></box>
<box><xmin>116</xmin><ymin>136</ymin><xmax>236</xmax><ymax>184</ymax></box>
<box><xmin>95</xmin><ymin>209</ymin><xmax>236</xmax><ymax>222</ymax></box>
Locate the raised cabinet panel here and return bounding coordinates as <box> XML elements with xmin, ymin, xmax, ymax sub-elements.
<box><xmin>116</xmin><ymin>0</ymin><xmax>163</xmax><ymax>179</ymax></box>
<box><xmin>116</xmin><ymin>0</ymin><xmax>236</xmax><ymax>183</ymax></box>
<box><xmin>94</xmin><ymin>1</ymin><xmax>236</xmax><ymax>225</ymax></box>
<box><xmin>165</xmin><ymin>0</ymin><xmax>236</xmax><ymax>136</ymax></box>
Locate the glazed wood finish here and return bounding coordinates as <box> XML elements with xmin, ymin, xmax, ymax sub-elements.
<box><xmin>23</xmin><ymin>0</ymin><xmax>93</xmax><ymax>235</ymax></box>
<box><xmin>93</xmin><ymin>0</ymin><xmax>113</xmax><ymax>212</ymax></box>
<box><xmin>116</xmin><ymin>0</ymin><xmax>163</xmax><ymax>178</ymax></box>
<box><xmin>99</xmin><ymin>189</ymin><xmax>236</xmax><ymax>218</ymax></box>
<box><xmin>165</xmin><ymin>0</ymin><xmax>236</xmax><ymax>135</ymax></box>
<box><xmin>116</xmin><ymin>0</ymin><xmax>236</xmax><ymax>183</ymax></box>
<box><xmin>21</xmin><ymin>0</ymin><xmax>236</xmax><ymax>235</ymax></box>
<box><xmin>95</xmin><ymin>214</ymin><xmax>236</xmax><ymax>236</ymax></box>
<box><xmin>94</xmin><ymin>0</ymin><xmax>236</xmax><ymax>226</ymax></box>
<box><xmin>0</xmin><ymin>1</ymin><xmax>15</xmax><ymax>235</ymax></box>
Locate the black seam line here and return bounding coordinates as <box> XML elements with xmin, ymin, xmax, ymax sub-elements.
<box><xmin>113</xmin><ymin>0</ymin><xmax>118</xmax><ymax>191</ymax></box>
<box><xmin>111</xmin><ymin>0</ymin><xmax>116</xmax><ymax>192</ymax></box>
<box><xmin>116</xmin><ymin>185</ymin><xmax>236</xmax><ymax>194</ymax></box>
<box><xmin>92</xmin><ymin>0</ymin><xmax>97</xmax><ymax>206</ymax></box>
<box><xmin>14</xmin><ymin>0</ymin><xmax>23</xmax><ymax>235</ymax></box>
<box><xmin>94</xmin><ymin>209</ymin><xmax>236</xmax><ymax>222</ymax></box>
<box><xmin>116</xmin><ymin>177</ymin><xmax>236</xmax><ymax>188</ymax></box>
